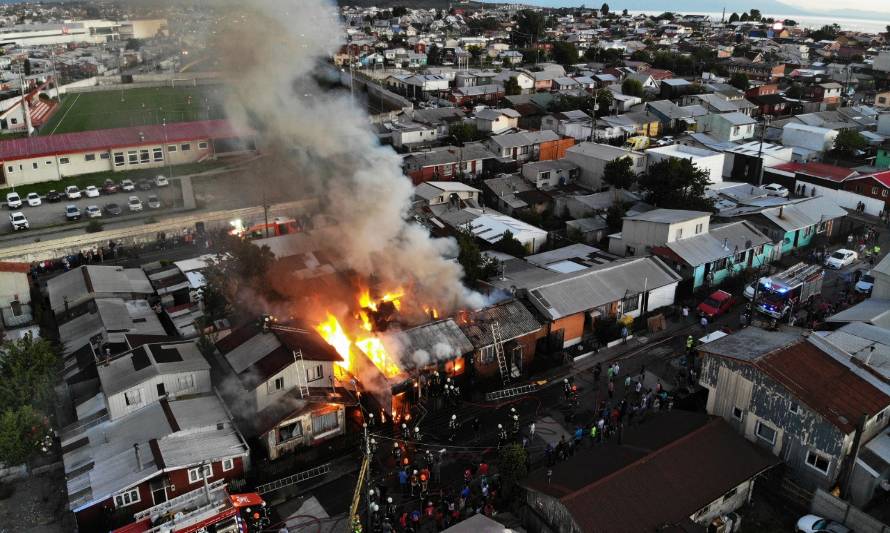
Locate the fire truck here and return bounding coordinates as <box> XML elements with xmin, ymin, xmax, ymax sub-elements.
<box><xmin>753</xmin><ymin>262</ymin><xmax>824</xmax><ymax>319</ymax></box>
<box><xmin>111</xmin><ymin>480</ymin><xmax>270</xmax><ymax>533</ymax></box>
<box><xmin>229</xmin><ymin>216</ymin><xmax>300</xmax><ymax>239</ymax></box>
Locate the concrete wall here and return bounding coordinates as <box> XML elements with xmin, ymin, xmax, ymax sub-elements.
<box><xmin>797</xmin><ymin>182</ymin><xmax>884</xmax><ymax>217</ymax></box>
<box><xmin>811</xmin><ymin>488</ymin><xmax>890</xmax><ymax>533</ymax></box>
<box><xmin>0</xmin><ymin>270</ymin><xmax>30</xmax><ymax>307</ymax></box>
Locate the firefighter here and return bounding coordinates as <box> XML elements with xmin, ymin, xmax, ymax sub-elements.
<box><xmin>497</xmin><ymin>424</ymin><xmax>508</xmax><ymax>448</ymax></box>
<box><xmin>401</xmin><ymin>423</ymin><xmax>410</xmax><ymax>440</ymax></box>
<box><xmin>414</xmin><ymin>426</ymin><xmax>422</xmax><ymax>442</ymax></box>
<box><xmin>370</xmin><ymin>438</ymin><xmax>378</xmax><ymax>454</ymax></box>
<box><xmin>686</xmin><ymin>335</ymin><xmax>694</xmax><ymax>354</ymax></box>
<box><xmin>419</xmin><ymin>467</ymin><xmax>430</xmax><ymax>496</ymax></box>
<box><xmin>511</xmin><ymin>414</ymin><xmax>520</xmax><ymax>436</ymax></box>
<box><xmin>410</xmin><ymin>469</ymin><xmax>420</xmax><ymax>496</ymax></box>
<box><xmin>386</xmin><ymin>497</ymin><xmax>397</xmax><ymax>521</ymax></box>
<box><xmin>392</xmin><ymin>442</ymin><xmax>401</xmax><ymax>462</ymax></box>
<box><xmin>563</xmin><ymin>378</ymin><xmax>571</xmax><ymax>400</ymax></box>
<box><xmin>368</xmin><ymin>412</ymin><xmax>376</xmax><ymax>428</ymax></box>
<box><xmin>448</xmin><ymin>414</ymin><xmax>458</xmax><ymax>442</ymax></box>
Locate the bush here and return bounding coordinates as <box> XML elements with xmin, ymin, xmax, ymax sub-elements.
<box><xmin>85</xmin><ymin>220</ymin><xmax>103</xmax><ymax>233</ymax></box>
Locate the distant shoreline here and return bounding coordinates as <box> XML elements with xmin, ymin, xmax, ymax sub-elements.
<box><xmin>627</xmin><ymin>10</ymin><xmax>890</xmax><ymax>32</ymax></box>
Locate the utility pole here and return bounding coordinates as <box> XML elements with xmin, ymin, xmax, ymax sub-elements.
<box><xmin>755</xmin><ymin>115</ymin><xmax>771</xmax><ymax>186</ymax></box>
<box><xmin>262</xmin><ymin>188</ymin><xmax>270</xmax><ymax>238</ymax></box>
<box><xmin>364</xmin><ymin>423</ymin><xmax>372</xmax><ymax>531</ymax></box>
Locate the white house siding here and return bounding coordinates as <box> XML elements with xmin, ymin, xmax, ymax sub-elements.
<box><xmin>264</xmin><ymin>404</ymin><xmax>346</xmax><ymax>460</ymax></box>
<box><xmin>253</xmin><ymin>360</ymin><xmax>335</xmax><ymax>413</ymax></box>
<box><xmin>108</xmin><ymin>369</ymin><xmax>211</xmax><ymax>420</ymax></box>
<box><xmin>796</xmin><ymin>182</ymin><xmax>884</xmax><ymax>217</ymax></box>
<box><xmin>645</xmin><ymin>282</ymin><xmax>678</xmax><ymax>314</ymax></box>
<box><xmin>563</xmin><ymin>149</ymin><xmax>646</xmax><ymax>191</ymax></box>
<box><xmin>0</xmin><ymin>271</ymin><xmax>30</xmax><ymax>307</ymax></box>
<box><xmin>646</xmin><ymin>149</ymin><xmax>725</xmax><ymax>185</ymax></box>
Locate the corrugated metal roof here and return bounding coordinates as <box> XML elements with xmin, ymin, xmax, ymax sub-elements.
<box><xmin>459</xmin><ymin>299</ymin><xmax>541</xmax><ymax>349</ymax></box>
<box><xmin>665</xmin><ymin>233</ymin><xmax>733</xmax><ymax>266</ymax></box>
<box><xmin>384</xmin><ymin>319</ymin><xmax>473</xmax><ymax>370</ymax></box>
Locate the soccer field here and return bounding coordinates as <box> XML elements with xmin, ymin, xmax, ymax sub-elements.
<box><xmin>39</xmin><ymin>85</ymin><xmax>228</xmax><ymax>135</ymax></box>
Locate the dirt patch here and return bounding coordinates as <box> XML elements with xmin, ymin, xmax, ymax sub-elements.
<box><xmin>0</xmin><ymin>472</ymin><xmax>71</xmax><ymax>533</ymax></box>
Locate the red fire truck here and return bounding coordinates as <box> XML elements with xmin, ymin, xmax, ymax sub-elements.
<box><xmin>229</xmin><ymin>216</ymin><xmax>300</xmax><ymax>239</ymax></box>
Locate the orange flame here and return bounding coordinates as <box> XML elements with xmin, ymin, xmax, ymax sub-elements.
<box><xmin>315</xmin><ymin>312</ymin><xmax>402</xmax><ymax>379</ymax></box>
<box><xmin>423</xmin><ymin>306</ymin><xmax>440</xmax><ymax>319</ymax></box>
<box><xmin>314</xmin><ymin>313</ymin><xmax>351</xmax><ymax>371</ymax></box>
<box><xmin>355</xmin><ymin>337</ymin><xmax>402</xmax><ymax>378</ymax></box>
<box><xmin>358</xmin><ymin>288</ymin><xmax>404</xmax><ymax>312</ymax></box>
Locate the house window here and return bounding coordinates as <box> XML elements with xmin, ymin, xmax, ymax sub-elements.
<box><xmin>5</xmin><ymin>166</ymin><xmax>12</xmax><ymax>173</ymax></box>
<box><xmin>181</xmin><ymin>143</ymin><xmax>191</xmax><ymax>151</ymax></box>
<box><xmin>695</xmin><ymin>223</ymin><xmax>703</xmax><ymax>234</ymax></box>
<box><xmin>128</xmin><ymin>151</ymin><xmax>138</xmax><ymax>164</ymax></box>
<box><xmin>198</xmin><ymin>141</ymin><xmax>209</xmax><ymax>149</ymax></box>
<box><xmin>153</xmin><ymin>148</ymin><xmax>163</xmax><ymax>161</ymax></box>
<box><xmin>441</xmin><ymin>165</ymin><xmax>452</xmax><ymax>176</ymax></box>
<box><xmin>622</xmin><ymin>293</ymin><xmax>639</xmax><ymax>313</ymax></box>
<box><xmin>32</xmin><ymin>162</ymin><xmax>38</xmax><ymax>169</ymax></box>
<box><xmin>46</xmin><ymin>160</ymin><xmax>52</xmax><ymax>165</ymax></box>
<box><xmin>789</xmin><ymin>402</ymin><xmax>800</xmax><ymax>414</ymax></box>
<box><xmin>873</xmin><ymin>187</ymin><xmax>879</xmax><ymax>195</ymax></box>
<box><xmin>520</xmin><ymin>145</ymin><xmax>530</xmax><ymax>155</ymax></box>
<box><xmin>268</xmin><ymin>376</ymin><xmax>284</xmax><ymax>394</ymax></box>
<box><xmin>805</xmin><ymin>450</ymin><xmax>831</xmax><ymax>475</ymax></box>
<box><xmin>755</xmin><ymin>421</ymin><xmax>777</xmax><ymax>445</ymax></box>
<box><xmin>539</xmin><ymin>171</ymin><xmax>551</xmax><ymax>182</ymax></box>
<box><xmin>114</xmin><ymin>152</ymin><xmax>125</xmax><ymax>166</ymax></box>
<box><xmin>59</xmin><ymin>157</ymin><xmax>70</xmax><ymax>164</ymax></box>
<box><xmin>140</xmin><ymin>149</ymin><xmax>150</xmax><ymax>163</ymax></box>
<box><xmin>722</xmin><ymin>487</ymin><xmax>738</xmax><ymax>502</ymax></box>
<box><xmin>222</xmin><ymin>458</ymin><xmax>234</xmax><ymax>472</ymax></box>
<box><xmin>9</xmin><ymin>118</ymin><xmax>16</xmax><ymax>125</ymax></box>
<box><xmin>732</xmin><ymin>407</ymin><xmax>743</xmax><ymax>421</ymax></box>
<box><xmin>114</xmin><ymin>488</ymin><xmax>141</xmax><ymax>508</ymax></box>
<box><xmin>85</xmin><ymin>153</ymin><xmax>96</xmax><ymax>162</ymax></box>
<box><xmin>734</xmin><ymin>251</ymin><xmax>746</xmax><ymax>264</ymax></box>
<box><xmin>675</xmin><ymin>227</ymin><xmax>683</xmax><ymax>239</ymax></box>
<box><xmin>713</xmin><ymin>258</ymin><xmax>728</xmax><ymax>271</ymax></box>
<box><xmin>306</xmin><ymin>364</ymin><xmax>323</xmax><ymax>382</ymax></box>
<box><xmin>188</xmin><ymin>464</ymin><xmax>213</xmax><ymax>483</ymax></box>
<box><xmin>626</xmin><ymin>245</ymin><xmax>636</xmax><ymax>256</ymax></box>
<box><xmin>124</xmin><ymin>388</ymin><xmax>142</xmax><ymax>407</ymax></box>
<box><xmin>100</xmin><ymin>153</ymin><xmax>110</xmax><ymax>160</ymax></box>
<box><xmin>312</xmin><ymin>411</ymin><xmax>339</xmax><ymax>434</ymax></box>
<box><xmin>168</xmin><ymin>144</ymin><xmax>177</xmax><ymax>152</ymax></box>
<box><xmin>884</xmin><ymin>190</ymin><xmax>889</xmax><ymax>198</ymax></box>
<box><xmin>754</xmin><ymin>245</ymin><xmax>764</xmax><ymax>256</ymax></box>
<box><xmin>178</xmin><ymin>374</ymin><xmax>194</xmax><ymax>391</ymax></box>
<box><xmin>278</xmin><ymin>420</ymin><xmax>304</xmax><ymax>443</ymax></box>
<box><xmin>480</xmin><ymin>345</ymin><xmax>496</xmax><ymax>365</ymax></box>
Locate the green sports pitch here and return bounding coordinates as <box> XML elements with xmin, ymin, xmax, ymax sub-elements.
<box><xmin>39</xmin><ymin>85</ymin><xmax>228</xmax><ymax>135</ymax></box>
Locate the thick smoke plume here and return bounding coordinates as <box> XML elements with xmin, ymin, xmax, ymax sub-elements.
<box><xmin>210</xmin><ymin>0</ymin><xmax>484</xmax><ymax>313</ymax></box>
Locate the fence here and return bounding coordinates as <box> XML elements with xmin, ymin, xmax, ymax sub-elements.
<box><xmin>811</xmin><ymin>489</ymin><xmax>890</xmax><ymax>533</ymax></box>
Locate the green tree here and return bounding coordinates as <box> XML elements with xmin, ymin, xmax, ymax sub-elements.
<box><xmin>630</xmin><ymin>50</ymin><xmax>652</xmax><ymax>63</ymax></box>
<box><xmin>457</xmin><ymin>229</ymin><xmax>496</xmax><ymax>283</ymax></box>
<box><xmin>748</xmin><ymin>9</ymin><xmax>761</xmax><ymax>21</ymax></box>
<box><xmin>466</xmin><ymin>45</ymin><xmax>484</xmax><ymax>66</ymax></box>
<box><xmin>728</xmin><ymin>12</ymin><xmax>739</xmax><ymax>23</ymax></box>
<box><xmin>656</xmin><ymin>12</ymin><xmax>675</xmax><ymax>21</ymax></box>
<box><xmin>23</xmin><ymin>58</ymin><xmax>31</xmax><ymax>76</ymax></box>
<box><xmin>552</xmin><ymin>41</ymin><xmax>579</xmax><ymax>66</ymax></box>
<box><xmin>600</xmin><ymin>2</ymin><xmax>609</xmax><ymax>15</ymax></box>
<box><xmin>497</xmin><ymin>443</ymin><xmax>528</xmax><ymax>495</ymax></box>
<box><xmin>603</xmin><ymin>157</ymin><xmax>636</xmax><ymax>190</ymax></box>
<box><xmin>622</xmin><ymin>78</ymin><xmax>644</xmax><ymax>97</ymax></box>
<box><xmin>592</xmin><ymin>88</ymin><xmax>613</xmax><ymax>117</ymax></box>
<box><xmin>729</xmin><ymin>72</ymin><xmax>749</xmax><ymax>90</ymax></box>
<box><xmin>0</xmin><ymin>336</ymin><xmax>60</xmax><ymax>412</ymax></box>
<box><xmin>448</xmin><ymin>122</ymin><xmax>484</xmax><ymax>145</ymax></box>
<box><xmin>605</xmin><ymin>202</ymin><xmax>627</xmax><ymax>232</ymax></box>
<box><xmin>198</xmin><ymin>267</ymin><xmax>232</xmax><ymax>323</ymax></box>
<box><xmin>0</xmin><ymin>406</ymin><xmax>49</xmax><ymax>466</ymax></box>
<box><xmin>391</xmin><ymin>6</ymin><xmax>408</xmax><ymax>17</ymax></box>
<box><xmin>810</xmin><ymin>24</ymin><xmax>840</xmax><ymax>41</ymax></box>
<box><xmin>125</xmin><ymin>38</ymin><xmax>143</xmax><ymax>51</ymax></box>
<box><xmin>426</xmin><ymin>44</ymin><xmax>441</xmax><ymax>66</ymax></box>
<box><xmin>514</xmin><ymin>10</ymin><xmax>545</xmax><ymax>47</ymax></box>
<box><xmin>740</xmin><ymin>12</ymin><xmax>749</xmax><ymax>21</ymax></box>
<box><xmin>637</xmin><ymin>158</ymin><xmax>715</xmax><ymax>211</ymax></box>
<box><xmin>494</xmin><ymin>230</ymin><xmax>528</xmax><ymax>257</ymax></box>
<box><xmin>504</xmin><ymin>76</ymin><xmax>522</xmax><ymax>96</ymax></box>
<box><xmin>833</xmin><ymin>130</ymin><xmax>867</xmax><ymax>158</ymax></box>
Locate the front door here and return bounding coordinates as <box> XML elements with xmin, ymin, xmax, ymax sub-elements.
<box><xmin>511</xmin><ymin>345</ymin><xmax>523</xmax><ymax>377</ymax></box>
<box><xmin>157</xmin><ymin>383</ymin><xmax>166</xmax><ymax>397</ymax></box>
<box><xmin>150</xmin><ymin>478</ymin><xmax>167</xmax><ymax>506</ymax></box>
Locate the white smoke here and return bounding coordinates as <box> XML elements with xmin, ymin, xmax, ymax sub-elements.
<box><xmin>209</xmin><ymin>0</ymin><xmax>484</xmax><ymax>312</ymax></box>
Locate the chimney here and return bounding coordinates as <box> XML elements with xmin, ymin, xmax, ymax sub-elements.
<box><xmin>778</xmin><ymin>205</ymin><xmax>784</xmax><ymax>218</ymax></box>
<box><xmin>134</xmin><ymin>443</ymin><xmax>143</xmax><ymax>470</ymax></box>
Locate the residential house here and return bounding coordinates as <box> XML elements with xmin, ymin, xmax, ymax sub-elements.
<box><xmin>808</xmin><ymin>82</ymin><xmax>843</xmax><ymax>110</ymax></box>
<box><xmin>722</xmin><ymin>141</ymin><xmax>794</xmax><ymax>184</ymax></box>
<box><xmin>458</xmin><ymin>299</ymin><xmax>544</xmax><ymax>381</ymax></box>
<box><xmin>214</xmin><ymin>320</ymin><xmax>348</xmax><ymax>461</ymax></box>
<box><xmin>483</xmin><ymin>174</ymin><xmax>540</xmax><ymax>215</ymax></box>
<box><xmin>624</xmin><ymin>71</ymin><xmax>658</xmax><ymax>92</ymax></box>
<box><xmin>411</xmin><ymin>108</ymin><xmax>467</xmax><ymax>141</ymax></box>
<box><xmin>766</xmin><ymin>162</ymin><xmax>886</xmax><ymax>216</ymax></box>
<box><xmin>402</xmin><ymin>144</ymin><xmax>496</xmax><ymax>185</ymax></box>
<box><xmin>876</xmin><ymin>90</ymin><xmax>890</xmax><ymax>109</ymax></box>
<box><xmin>474</xmin><ymin>108</ymin><xmax>520</xmax><ymax>134</ymax></box>
<box><xmin>698</xmin><ymin>328</ymin><xmax>890</xmax><ymax>493</ymax></box>
<box><xmin>520</xmin><ymin>159</ymin><xmax>579</xmax><ymax>189</ymax></box>
<box><xmin>688</xmin><ymin>93</ymin><xmax>757</xmax><ymax>117</ymax></box>
<box><xmin>724</xmin><ymin>58</ymin><xmax>785</xmax><ymax>82</ymax></box>
<box><xmin>608</xmin><ymin>209</ymin><xmax>711</xmax><ymax>258</ymax></box>
<box><xmin>780</xmin><ymin>123</ymin><xmax>839</xmax><ymax>161</ymax></box>
<box><xmin>522</xmin><ymin>410</ymin><xmax>779</xmax><ymax>533</ymax></box>
<box><xmin>870</xmin><ymin>254</ymin><xmax>890</xmax><ymax>300</ymax></box>
<box><xmin>142</xmin><ymin>261</ymin><xmax>202</xmax><ymax>338</ymax></box>
<box><xmin>485</xmin><ymin>130</ymin><xmax>572</xmax><ymax>163</ymax></box>
<box><xmin>46</xmin><ymin>265</ymin><xmax>154</xmax><ymax>318</ymax></box>
<box><xmin>493</xmin><ymin>70</ymin><xmax>535</xmax><ymax>93</ymax></box>
<box><xmin>540</xmin><ymin>110</ymin><xmax>594</xmax><ymax>141</ymax></box>
<box><xmin>843</xmin><ymin>170</ymin><xmax>890</xmax><ymax>213</ymax></box>
<box><xmin>599</xmin><ymin>111</ymin><xmax>659</xmax><ymax>138</ymax></box>
<box><xmin>735</xmin><ymin>197</ymin><xmax>847</xmax><ymax>256</ymax></box>
<box><xmin>659</xmin><ymin>78</ymin><xmax>694</xmax><ymax>99</ymax></box>
<box><xmin>414</xmin><ymin>181</ymin><xmax>481</xmax><ymax>208</ymax></box>
<box><xmin>387</xmin><ymin>74</ymin><xmax>450</xmax><ymax>100</ymax></box>
<box><xmin>391</xmin><ymin>122</ymin><xmax>439</xmax><ymax>148</ymax></box>
<box><xmin>563</xmin><ymin>142</ymin><xmax>647</xmax><ymax>191</ymax></box>
<box><xmin>565</xmin><ymin>217</ymin><xmax>609</xmax><ymax>244</ymax></box>
<box><xmin>645</xmin><ymin>100</ymin><xmax>697</xmax><ymax>133</ymax></box>
<box><xmin>646</xmin><ymin>144</ymin><xmax>726</xmax><ymax>184</ymax></box>
<box><xmin>0</xmin><ymin>262</ymin><xmax>32</xmax><ymax>336</ymax></box>
<box><xmin>696</xmin><ymin>112</ymin><xmax>757</xmax><ymax>143</ymax></box>
<box><xmin>450</xmin><ymin>84</ymin><xmax>505</xmax><ymax>107</ymax></box>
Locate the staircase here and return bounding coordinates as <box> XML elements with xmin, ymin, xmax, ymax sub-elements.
<box><xmin>256</xmin><ymin>462</ymin><xmax>331</xmax><ymax>495</ymax></box>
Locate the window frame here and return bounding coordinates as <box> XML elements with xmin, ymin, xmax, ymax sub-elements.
<box><xmin>167</xmin><ymin>144</ymin><xmax>178</xmax><ymax>152</ymax></box>
<box><xmin>479</xmin><ymin>344</ymin><xmax>496</xmax><ymax>365</ymax></box>
<box><xmin>731</xmin><ymin>406</ymin><xmax>743</xmax><ymax>421</ymax></box>
<box><xmin>198</xmin><ymin>141</ymin><xmax>208</xmax><ymax>149</ymax></box>
<box><xmin>114</xmin><ymin>152</ymin><xmax>125</xmax><ymax>166</ymax></box>
<box><xmin>128</xmin><ymin>151</ymin><xmax>138</xmax><ymax>164</ymax></box>
<box><xmin>59</xmin><ymin>157</ymin><xmax>70</xmax><ymax>165</ymax></box>
<box><xmin>180</xmin><ymin>143</ymin><xmax>191</xmax><ymax>152</ymax></box>
<box><xmin>114</xmin><ymin>487</ymin><xmax>141</xmax><ymax>508</ymax></box>
<box><xmin>153</xmin><ymin>148</ymin><xmax>164</xmax><ymax>161</ymax></box>
<box><xmin>805</xmin><ymin>450</ymin><xmax>831</xmax><ymax>475</ymax></box>
<box><xmin>755</xmin><ymin>421</ymin><xmax>776</xmax><ymax>445</ymax></box>
<box><xmin>789</xmin><ymin>402</ymin><xmax>800</xmax><ymax>414</ymax></box>
<box><xmin>306</xmin><ymin>364</ymin><xmax>324</xmax><ymax>383</ymax></box>
<box><xmin>124</xmin><ymin>388</ymin><xmax>142</xmax><ymax>407</ymax></box>
<box><xmin>222</xmin><ymin>458</ymin><xmax>234</xmax><ymax>472</ymax></box>
<box><xmin>187</xmin><ymin>464</ymin><xmax>213</xmax><ymax>484</ymax></box>
<box><xmin>85</xmin><ymin>153</ymin><xmax>96</xmax><ymax>162</ymax></box>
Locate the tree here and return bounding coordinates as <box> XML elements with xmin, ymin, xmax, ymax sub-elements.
<box><xmin>603</xmin><ymin>157</ymin><xmax>636</xmax><ymax>190</ymax></box>
<box><xmin>637</xmin><ymin>158</ymin><xmax>715</xmax><ymax>211</ymax></box>
<box><xmin>391</xmin><ymin>6</ymin><xmax>408</xmax><ymax>17</ymax></box>
<box><xmin>600</xmin><ymin>2</ymin><xmax>609</xmax><ymax>15</ymax></box>
<box><xmin>728</xmin><ymin>12</ymin><xmax>739</xmax><ymax>23</ymax></box>
<box><xmin>0</xmin><ymin>336</ymin><xmax>60</xmax><ymax>412</ymax></box>
<box><xmin>729</xmin><ymin>72</ymin><xmax>749</xmax><ymax>90</ymax></box>
<box><xmin>748</xmin><ymin>9</ymin><xmax>761</xmax><ymax>21</ymax></box>
<box><xmin>786</xmin><ymin>82</ymin><xmax>804</xmax><ymax>99</ymax></box>
<box><xmin>656</xmin><ymin>12</ymin><xmax>675</xmax><ymax>21</ymax></box>
<box><xmin>810</xmin><ymin>24</ymin><xmax>840</xmax><ymax>41</ymax></box>
<box><xmin>605</xmin><ymin>202</ymin><xmax>627</xmax><ymax>232</ymax></box>
<box><xmin>592</xmin><ymin>88</ymin><xmax>613</xmax><ymax>117</ymax></box>
<box><xmin>833</xmin><ymin>130</ymin><xmax>867</xmax><ymax>158</ymax></box>
<box><xmin>0</xmin><ymin>405</ymin><xmax>50</xmax><ymax>466</ymax></box>
<box><xmin>466</xmin><ymin>45</ymin><xmax>484</xmax><ymax>66</ymax></box>
<box><xmin>552</xmin><ymin>41</ymin><xmax>579</xmax><ymax>66</ymax></box>
<box><xmin>497</xmin><ymin>443</ymin><xmax>528</xmax><ymax>495</ymax></box>
<box><xmin>448</xmin><ymin>122</ymin><xmax>484</xmax><ymax>145</ymax></box>
<box><xmin>494</xmin><ymin>230</ymin><xmax>528</xmax><ymax>257</ymax></box>
<box><xmin>622</xmin><ymin>9</ymin><xmax>628</xmax><ymax>16</ymax></box>
<box><xmin>457</xmin><ymin>229</ymin><xmax>496</xmax><ymax>283</ymax></box>
<box><xmin>622</xmin><ymin>78</ymin><xmax>644</xmax><ymax>97</ymax></box>
<box><xmin>514</xmin><ymin>10</ymin><xmax>545</xmax><ymax>47</ymax></box>
<box><xmin>504</xmin><ymin>76</ymin><xmax>522</xmax><ymax>96</ymax></box>
<box><xmin>629</xmin><ymin>50</ymin><xmax>652</xmax><ymax>63</ymax></box>
<box><xmin>426</xmin><ymin>44</ymin><xmax>442</xmax><ymax>66</ymax></box>
<box><xmin>740</xmin><ymin>12</ymin><xmax>749</xmax><ymax>21</ymax></box>
<box><xmin>125</xmin><ymin>38</ymin><xmax>143</xmax><ymax>51</ymax></box>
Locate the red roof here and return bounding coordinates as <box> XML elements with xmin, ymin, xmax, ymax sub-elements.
<box><xmin>770</xmin><ymin>162</ymin><xmax>858</xmax><ymax>182</ymax></box>
<box><xmin>848</xmin><ymin>170</ymin><xmax>890</xmax><ymax>188</ymax></box>
<box><xmin>0</xmin><ymin>120</ymin><xmax>248</xmax><ymax>161</ymax></box>
<box><xmin>647</xmin><ymin>68</ymin><xmax>674</xmax><ymax>80</ymax></box>
<box><xmin>755</xmin><ymin>340</ymin><xmax>890</xmax><ymax>434</ymax></box>
<box><xmin>0</xmin><ymin>262</ymin><xmax>30</xmax><ymax>273</ymax></box>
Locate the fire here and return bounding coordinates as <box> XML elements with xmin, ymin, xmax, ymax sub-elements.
<box><xmin>355</xmin><ymin>337</ymin><xmax>402</xmax><ymax>378</ymax></box>
<box><xmin>314</xmin><ymin>313</ymin><xmax>351</xmax><ymax>371</ymax></box>
<box><xmin>314</xmin><ymin>311</ymin><xmax>402</xmax><ymax>379</ymax></box>
<box><xmin>358</xmin><ymin>288</ymin><xmax>403</xmax><ymax>312</ymax></box>
<box><xmin>423</xmin><ymin>306</ymin><xmax>440</xmax><ymax>319</ymax></box>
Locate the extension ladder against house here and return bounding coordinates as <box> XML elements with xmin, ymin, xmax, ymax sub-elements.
<box><xmin>491</xmin><ymin>321</ymin><xmax>510</xmax><ymax>386</ymax></box>
<box><xmin>256</xmin><ymin>462</ymin><xmax>331</xmax><ymax>494</ymax></box>
<box><xmin>294</xmin><ymin>349</ymin><xmax>310</xmax><ymax>399</ymax></box>
<box><xmin>485</xmin><ymin>383</ymin><xmax>538</xmax><ymax>402</ymax></box>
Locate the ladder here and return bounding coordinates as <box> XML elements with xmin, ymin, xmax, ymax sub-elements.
<box><xmin>491</xmin><ymin>321</ymin><xmax>509</xmax><ymax>386</ymax></box>
<box><xmin>293</xmin><ymin>349</ymin><xmax>309</xmax><ymax>399</ymax></box>
<box><xmin>485</xmin><ymin>382</ymin><xmax>538</xmax><ymax>402</ymax></box>
<box><xmin>256</xmin><ymin>462</ymin><xmax>331</xmax><ymax>495</ymax></box>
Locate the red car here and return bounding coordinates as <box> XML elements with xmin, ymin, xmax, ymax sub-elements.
<box><xmin>697</xmin><ymin>290</ymin><xmax>735</xmax><ymax>319</ymax></box>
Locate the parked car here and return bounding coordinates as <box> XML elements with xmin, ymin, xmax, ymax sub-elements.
<box><xmin>104</xmin><ymin>202</ymin><xmax>122</xmax><ymax>216</ymax></box>
<box><xmin>155</xmin><ymin>175</ymin><xmax>170</xmax><ymax>187</ymax></box>
<box><xmin>8</xmin><ymin>211</ymin><xmax>29</xmax><ymax>230</ymax></box>
<box><xmin>128</xmin><ymin>196</ymin><xmax>143</xmax><ymax>212</ymax></box>
<box><xmin>825</xmin><ymin>249</ymin><xmax>857</xmax><ymax>270</ymax></box>
<box><xmin>65</xmin><ymin>185</ymin><xmax>82</xmax><ymax>199</ymax></box>
<box><xmin>656</xmin><ymin>135</ymin><xmax>674</xmax><ymax>146</ymax></box>
<box><xmin>147</xmin><ymin>195</ymin><xmax>161</xmax><ymax>209</ymax></box>
<box><xmin>46</xmin><ymin>190</ymin><xmax>62</xmax><ymax>203</ymax></box>
<box><xmin>85</xmin><ymin>205</ymin><xmax>102</xmax><ymax>218</ymax></box>
<box><xmin>84</xmin><ymin>185</ymin><xmax>101</xmax><ymax>198</ymax></box>
<box><xmin>855</xmin><ymin>271</ymin><xmax>875</xmax><ymax>295</ymax></box>
<box><xmin>763</xmin><ymin>183</ymin><xmax>789</xmax><ymax>197</ymax></box>
<box><xmin>795</xmin><ymin>514</ymin><xmax>851</xmax><ymax>533</ymax></box>
<box><xmin>26</xmin><ymin>192</ymin><xmax>41</xmax><ymax>207</ymax></box>
<box><xmin>120</xmin><ymin>179</ymin><xmax>135</xmax><ymax>192</ymax></box>
<box><xmin>101</xmin><ymin>179</ymin><xmax>119</xmax><ymax>194</ymax></box>
<box><xmin>137</xmin><ymin>179</ymin><xmax>153</xmax><ymax>191</ymax></box>
<box><xmin>5</xmin><ymin>192</ymin><xmax>22</xmax><ymax>209</ymax></box>
<box><xmin>697</xmin><ymin>290</ymin><xmax>735</xmax><ymax>319</ymax></box>
<box><xmin>65</xmin><ymin>204</ymin><xmax>81</xmax><ymax>221</ymax></box>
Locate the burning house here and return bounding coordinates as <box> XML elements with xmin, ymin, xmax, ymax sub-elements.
<box><xmin>458</xmin><ymin>299</ymin><xmax>545</xmax><ymax>382</ymax></box>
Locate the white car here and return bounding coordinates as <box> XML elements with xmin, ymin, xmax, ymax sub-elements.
<box><xmin>120</xmin><ymin>179</ymin><xmax>135</xmax><ymax>192</ymax></box>
<box><xmin>86</xmin><ymin>205</ymin><xmax>102</xmax><ymax>218</ymax></box>
<box><xmin>855</xmin><ymin>272</ymin><xmax>875</xmax><ymax>295</ymax></box>
<box><xmin>65</xmin><ymin>185</ymin><xmax>82</xmax><ymax>199</ymax></box>
<box><xmin>155</xmin><ymin>175</ymin><xmax>170</xmax><ymax>187</ymax></box>
<box><xmin>84</xmin><ymin>185</ymin><xmax>100</xmax><ymax>198</ymax></box>
<box><xmin>26</xmin><ymin>192</ymin><xmax>41</xmax><ymax>207</ymax></box>
<box><xmin>656</xmin><ymin>136</ymin><xmax>674</xmax><ymax>146</ymax></box>
<box><xmin>128</xmin><ymin>195</ymin><xmax>143</xmax><ymax>212</ymax></box>
<box><xmin>763</xmin><ymin>183</ymin><xmax>789</xmax><ymax>197</ymax></box>
<box><xmin>8</xmin><ymin>211</ymin><xmax>28</xmax><ymax>230</ymax></box>
<box><xmin>5</xmin><ymin>192</ymin><xmax>21</xmax><ymax>209</ymax></box>
<box><xmin>824</xmin><ymin>249</ymin><xmax>857</xmax><ymax>270</ymax></box>
<box><xmin>795</xmin><ymin>514</ymin><xmax>851</xmax><ymax>533</ymax></box>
